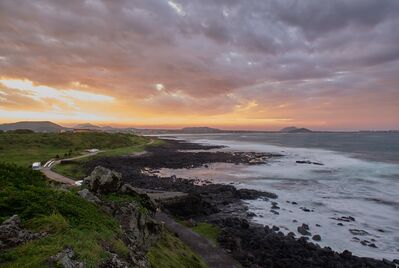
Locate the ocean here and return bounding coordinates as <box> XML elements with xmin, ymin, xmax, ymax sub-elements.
<box><xmin>155</xmin><ymin>132</ymin><xmax>399</xmax><ymax>260</ymax></box>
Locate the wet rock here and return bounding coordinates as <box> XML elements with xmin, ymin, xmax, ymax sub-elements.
<box><xmin>0</xmin><ymin>215</ymin><xmax>44</xmax><ymax>250</ymax></box>
<box><xmin>287</xmin><ymin>232</ymin><xmax>296</xmax><ymax>238</ymax></box>
<box><xmin>332</xmin><ymin>216</ymin><xmax>356</xmax><ymax>222</ymax></box>
<box><xmin>84</xmin><ymin>166</ymin><xmax>123</xmax><ymax>194</ymax></box>
<box><xmin>337</xmin><ymin>223</ymin><xmax>344</xmax><ymax>226</ymax></box>
<box><xmin>297</xmin><ymin>224</ymin><xmax>311</xmax><ymax>236</ymax></box>
<box><xmin>48</xmin><ymin>247</ymin><xmax>84</xmax><ymax>268</ymax></box>
<box><xmin>237</xmin><ymin>189</ymin><xmax>277</xmax><ymax>200</ymax></box>
<box><xmin>78</xmin><ymin>189</ymin><xmax>101</xmax><ymax>204</ymax></box>
<box><xmin>271</xmin><ymin>202</ymin><xmax>280</xmax><ymax>210</ymax></box>
<box><xmin>341</xmin><ymin>250</ymin><xmax>352</xmax><ymax>258</ymax></box>
<box><xmin>270</xmin><ymin>210</ymin><xmax>279</xmax><ymax>215</ymax></box>
<box><xmin>368</xmin><ymin>243</ymin><xmax>377</xmax><ymax>248</ymax></box>
<box><xmin>312</xmin><ymin>234</ymin><xmax>321</xmax><ymax>241</ymax></box>
<box><xmin>272</xmin><ymin>226</ymin><xmax>280</xmax><ymax>232</ymax></box>
<box><xmin>296</xmin><ymin>160</ymin><xmax>324</xmax><ymax>166</ymax></box>
<box><xmin>349</xmin><ymin>229</ymin><xmax>369</xmax><ymax>236</ymax></box>
<box><xmin>246</xmin><ymin>212</ymin><xmax>256</xmax><ymax>217</ymax></box>
<box><xmin>300</xmin><ymin>207</ymin><xmax>311</xmax><ymax>212</ymax></box>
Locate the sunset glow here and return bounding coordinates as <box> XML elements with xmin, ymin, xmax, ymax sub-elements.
<box><xmin>0</xmin><ymin>0</ymin><xmax>398</xmax><ymax>130</ymax></box>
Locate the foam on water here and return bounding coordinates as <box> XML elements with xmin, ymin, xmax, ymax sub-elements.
<box><xmin>157</xmin><ymin>135</ymin><xmax>399</xmax><ymax>260</ymax></box>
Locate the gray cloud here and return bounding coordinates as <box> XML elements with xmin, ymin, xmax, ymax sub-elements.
<box><xmin>0</xmin><ymin>0</ymin><xmax>398</xmax><ymax>128</ymax></box>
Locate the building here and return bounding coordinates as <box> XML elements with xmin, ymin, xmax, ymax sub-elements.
<box><xmin>32</xmin><ymin>162</ymin><xmax>42</xmax><ymax>170</ymax></box>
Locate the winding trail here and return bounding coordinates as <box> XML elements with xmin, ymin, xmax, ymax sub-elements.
<box><xmin>41</xmin><ymin>151</ymin><xmax>101</xmax><ymax>185</ymax></box>
<box><xmin>40</xmin><ymin>140</ymin><xmax>240</xmax><ymax>268</ymax></box>
<box><xmin>155</xmin><ymin>212</ymin><xmax>241</xmax><ymax>268</ymax></box>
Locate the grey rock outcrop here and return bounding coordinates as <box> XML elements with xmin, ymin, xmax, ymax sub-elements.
<box><xmin>78</xmin><ymin>189</ymin><xmax>101</xmax><ymax>204</ymax></box>
<box><xmin>0</xmin><ymin>215</ymin><xmax>44</xmax><ymax>250</ymax></box>
<box><xmin>99</xmin><ymin>253</ymin><xmax>130</xmax><ymax>268</ymax></box>
<box><xmin>111</xmin><ymin>202</ymin><xmax>161</xmax><ymax>252</ymax></box>
<box><xmin>48</xmin><ymin>247</ymin><xmax>84</xmax><ymax>268</ymax></box>
<box><xmin>84</xmin><ymin>166</ymin><xmax>123</xmax><ymax>194</ymax></box>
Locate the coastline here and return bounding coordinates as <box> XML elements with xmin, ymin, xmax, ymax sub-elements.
<box><xmin>83</xmin><ymin>138</ymin><xmax>398</xmax><ymax>267</ymax></box>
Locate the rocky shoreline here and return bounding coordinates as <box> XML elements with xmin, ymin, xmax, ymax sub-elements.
<box><xmin>84</xmin><ymin>139</ymin><xmax>397</xmax><ymax>268</ymax></box>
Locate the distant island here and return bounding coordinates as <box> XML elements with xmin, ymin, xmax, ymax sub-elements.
<box><xmin>279</xmin><ymin>126</ymin><xmax>313</xmax><ymax>133</ymax></box>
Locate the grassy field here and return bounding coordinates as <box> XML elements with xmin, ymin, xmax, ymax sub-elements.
<box><xmin>0</xmin><ymin>131</ymin><xmax>151</xmax><ymax>167</ymax></box>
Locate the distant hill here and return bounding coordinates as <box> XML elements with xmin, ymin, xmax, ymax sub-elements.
<box><xmin>74</xmin><ymin>123</ymin><xmax>138</xmax><ymax>133</ymax></box>
<box><xmin>280</xmin><ymin>126</ymin><xmax>312</xmax><ymax>133</ymax></box>
<box><xmin>74</xmin><ymin>123</ymin><xmax>102</xmax><ymax>130</ymax></box>
<box><xmin>180</xmin><ymin>127</ymin><xmax>222</xmax><ymax>133</ymax></box>
<box><xmin>0</xmin><ymin>121</ymin><xmax>66</xmax><ymax>132</ymax></box>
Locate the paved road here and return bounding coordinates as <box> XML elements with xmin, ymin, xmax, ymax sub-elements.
<box><xmin>41</xmin><ymin>151</ymin><xmax>101</xmax><ymax>185</ymax></box>
<box><xmin>155</xmin><ymin>212</ymin><xmax>241</xmax><ymax>268</ymax></box>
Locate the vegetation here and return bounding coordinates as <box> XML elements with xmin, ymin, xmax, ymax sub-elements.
<box><xmin>192</xmin><ymin>223</ymin><xmax>221</xmax><ymax>245</ymax></box>
<box><xmin>0</xmin><ymin>163</ymin><xmax>128</xmax><ymax>267</ymax></box>
<box><xmin>0</xmin><ymin>131</ymin><xmax>150</xmax><ymax>167</ymax></box>
<box><xmin>52</xmin><ymin>137</ymin><xmax>164</xmax><ymax>180</ymax></box>
<box><xmin>147</xmin><ymin>230</ymin><xmax>208</xmax><ymax>268</ymax></box>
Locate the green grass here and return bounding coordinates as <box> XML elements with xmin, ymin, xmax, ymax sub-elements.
<box><xmin>191</xmin><ymin>223</ymin><xmax>221</xmax><ymax>245</ymax></box>
<box><xmin>51</xmin><ymin>138</ymin><xmax>164</xmax><ymax>180</ymax></box>
<box><xmin>0</xmin><ymin>131</ymin><xmax>150</xmax><ymax>167</ymax></box>
<box><xmin>102</xmin><ymin>193</ymin><xmax>150</xmax><ymax>214</ymax></box>
<box><xmin>0</xmin><ymin>163</ymin><xmax>127</xmax><ymax>267</ymax></box>
<box><xmin>51</xmin><ymin>161</ymin><xmax>89</xmax><ymax>180</ymax></box>
<box><xmin>147</xmin><ymin>230</ymin><xmax>208</xmax><ymax>268</ymax></box>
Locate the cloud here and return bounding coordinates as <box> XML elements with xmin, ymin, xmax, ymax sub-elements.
<box><xmin>0</xmin><ymin>0</ymin><xmax>398</xmax><ymax>129</ymax></box>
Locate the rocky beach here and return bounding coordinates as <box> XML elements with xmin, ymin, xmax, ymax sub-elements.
<box><xmin>81</xmin><ymin>138</ymin><xmax>398</xmax><ymax>268</ymax></box>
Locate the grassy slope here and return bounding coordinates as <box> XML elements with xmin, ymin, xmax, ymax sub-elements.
<box><xmin>0</xmin><ymin>132</ymin><xmax>150</xmax><ymax>167</ymax></box>
<box><xmin>179</xmin><ymin>220</ymin><xmax>221</xmax><ymax>246</ymax></box>
<box><xmin>0</xmin><ymin>163</ymin><xmax>208</xmax><ymax>268</ymax></box>
<box><xmin>147</xmin><ymin>230</ymin><xmax>208</xmax><ymax>268</ymax></box>
<box><xmin>0</xmin><ymin>163</ymin><xmax>128</xmax><ymax>267</ymax></box>
<box><xmin>192</xmin><ymin>223</ymin><xmax>221</xmax><ymax>245</ymax></box>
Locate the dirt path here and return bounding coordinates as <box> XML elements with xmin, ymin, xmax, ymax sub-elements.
<box><xmin>41</xmin><ymin>168</ymin><xmax>77</xmax><ymax>185</ymax></box>
<box><xmin>155</xmin><ymin>212</ymin><xmax>241</xmax><ymax>268</ymax></box>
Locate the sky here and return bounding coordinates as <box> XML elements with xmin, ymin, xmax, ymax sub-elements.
<box><xmin>0</xmin><ymin>0</ymin><xmax>398</xmax><ymax>130</ymax></box>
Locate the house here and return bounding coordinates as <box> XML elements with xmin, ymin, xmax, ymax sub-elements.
<box><xmin>86</xmin><ymin>149</ymin><xmax>99</xmax><ymax>153</ymax></box>
<box><xmin>32</xmin><ymin>162</ymin><xmax>42</xmax><ymax>170</ymax></box>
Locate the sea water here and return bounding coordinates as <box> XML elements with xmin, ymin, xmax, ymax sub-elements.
<box><xmin>155</xmin><ymin>132</ymin><xmax>399</xmax><ymax>260</ymax></box>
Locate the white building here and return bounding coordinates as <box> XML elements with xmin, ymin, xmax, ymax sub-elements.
<box><xmin>86</xmin><ymin>149</ymin><xmax>99</xmax><ymax>153</ymax></box>
<box><xmin>32</xmin><ymin>162</ymin><xmax>42</xmax><ymax>170</ymax></box>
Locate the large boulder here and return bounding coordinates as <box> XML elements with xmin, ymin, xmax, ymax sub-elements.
<box><xmin>84</xmin><ymin>166</ymin><xmax>123</xmax><ymax>194</ymax></box>
<box><xmin>111</xmin><ymin>202</ymin><xmax>162</xmax><ymax>252</ymax></box>
<box><xmin>0</xmin><ymin>215</ymin><xmax>44</xmax><ymax>250</ymax></box>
